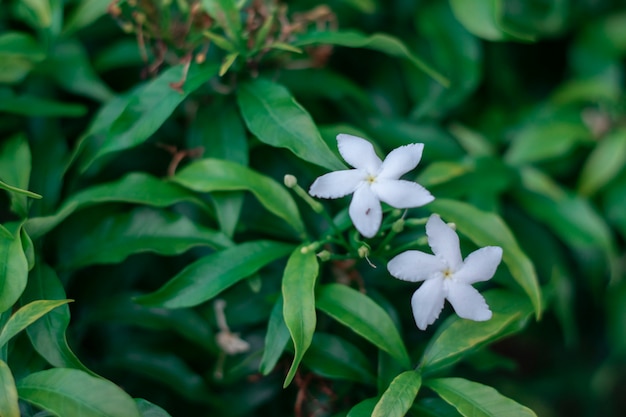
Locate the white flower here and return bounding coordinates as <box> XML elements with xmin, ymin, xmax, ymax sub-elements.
<box><xmin>387</xmin><ymin>214</ymin><xmax>503</xmax><ymax>330</ymax></box>
<box><xmin>309</xmin><ymin>134</ymin><xmax>434</xmax><ymax>238</ymax></box>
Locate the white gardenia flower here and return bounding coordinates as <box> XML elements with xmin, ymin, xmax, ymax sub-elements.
<box><xmin>309</xmin><ymin>134</ymin><xmax>434</xmax><ymax>238</ymax></box>
<box><xmin>387</xmin><ymin>214</ymin><xmax>503</xmax><ymax>330</ymax></box>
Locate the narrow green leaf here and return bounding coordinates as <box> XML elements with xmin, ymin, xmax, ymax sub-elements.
<box><xmin>202</xmin><ymin>30</ymin><xmax>237</xmax><ymax>51</ymax></box>
<box><xmin>0</xmin><ymin>91</ymin><xmax>86</xmax><ymax>117</ymax></box>
<box><xmin>449</xmin><ymin>0</ymin><xmax>507</xmax><ymax>40</ymax></box>
<box><xmin>135</xmin><ymin>398</ymin><xmax>173</xmax><ymax>417</ymax></box>
<box><xmin>316</xmin><ymin>284</ymin><xmax>410</xmax><ymax>368</ymax></box>
<box><xmin>0</xmin><ymin>223</ymin><xmax>28</xmax><ymax>314</ymax></box>
<box><xmin>259</xmin><ymin>296</ymin><xmax>290</xmax><ymax>375</ymax></box>
<box><xmin>294</xmin><ymin>30</ymin><xmax>449</xmax><ymax>87</ymax></box>
<box><xmin>219</xmin><ymin>52</ymin><xmax>239</xmax><ymax>76</ymax></box>
<box><xmin>429</xmin><ymin>199</ymin><xmax>542</xmax><ymax>318</ymax></box>
<box><xmin>426</xmin><ymin>377</ymin><xmax>537</xmax><ymax>417</ymax></box>
<box><xmin>0</xmin><ymin>134</ymin><xmax>32</xmax><ymax>217</ymax></box>
<box><xmin>268</xmin><ymin>42</ymin><xmax>303</xmax><ymax>53</ymax></box>
<box><xmin>25</xmin><ymin>172</ymin><xmax>208</xmax><ymax>239</ymax></box>
<box><xmin>17</xmin><ymin>368</ymin><xmax>141</xmax><ymax>417</ymax></box>
<box><xmin>55</xmin><ymin>207</ymin><xmax>232</xmax><ymax>269</ymax></box>
<box><xmin>282</xmin><ymin>246</ymin><xmax>319</xmax><ymax>387</ymax></box>
<box><xmin>63</xmin><ymin>0</ymin><xmax>110</xmax><ymax>35</ymax></box>
<box><xmin>420</xmin><ymin>290</ymin><xmax>533</xmax><ymax>374</ymax></box>
<box><xmin>579</xmin><ymin>128</ymin><xmax>626</xmax><ymax>196</ymax></box>
<box><xmin>0</xmin><ymin>360</ymin><xmax>19</xmax><ymax>417</ymax></box>
<box><xmin>136</xmin><ymin>240</ymin><xmax>293</xmax><ymax>308</ymax></box>
<box><xmin>0</xmin><ymin>299</ymin><xmax>71</xmax><ymax>348</ymax></box>
<box><xmin>171</xmin><ymin>158</ymin><xmax>306</xmax><ymax>236</ymax></box>
<box><xmin>237</xmin><ymin>78</ymin><xmax>345</xmax><ymax>171</ymax></box>
<box><xmin>21</xmin><ymin>264</ymin><xmax>93</xmax><ymax>374</ymax></box>
<box><xmin>373</xmin><ymin>370</ymin><xmax>422</xmax><ymax>417</ymax></box>
<box><xmin>304</xmin><ymin>332</ymin><xmax>376</xmax><ymax>385</ymax></box>
<box><xmin>200</xmin><ymin>0</ymin><xmax>242</xmax><ymax>43</ymax></box>
<box><xmin>0</xmin><ymin>32</ymin><xmax>45</xmax><ymax>83</ymax></box>
<box><xmin>347</xmin><ymin>398</ymin><xmax>378</xmax><ymax>417</ymax></box>
<box><xmin>0</xmin><ymin>180</ymin><xmax>41</xmax><ymax>199</ymax></box>
<box><xmin>74</xmin><ymin>62</ymin><xmax>219</xmax><ymax>174</ymax></box>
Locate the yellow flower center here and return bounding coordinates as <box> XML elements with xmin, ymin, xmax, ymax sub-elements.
<box><xmin>443</xmin><ymin>268</ymin><xmax>454</xmax><ymax>279</ymax></box>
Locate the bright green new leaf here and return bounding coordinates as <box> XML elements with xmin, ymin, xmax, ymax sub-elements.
<box><xmin>25</xmin><ymin>172</ymin><xmax>208</xmax><ymax>239</ymax></box>
<box><xmin>201</xmin><ymin>0</ymin><xmax>242</xmax><ymax>44</ymax></box>
<box><xmin>0</xmin><ymin>223</ymin><xmax>28</xmax><ymax>314</ymax></box>
<box><xmin>74</xmin><ymin>62</ymin><xmax>219</xmax><ymax>174</ymax></box>
<box><xmin>0</xmin><ymin>360</ymin><xmax>19</xmax><ymax>417</ymax></box>
<box><xmin>282</xmin><ymin>246</ymin><xmax>319</xmax><ymax>387</ymax></box>
<box><xmin>135</xmin><ymin>398</ymin><xmax>174</xmax><ymax>417</ymax></box>
<box><xmin>426</xmin><ymin>377</ymin><xmax>536</xmax><ymax>417</ymax></box>
<box><xmin>171</xmin><ymin>158</ymin><xmax>306</xmax><ymax>237</ymax></box>
<box><xmin>22</xmin><ymin>264</ymin><xmax>95</xmax><ymax>374</ymax></box>
<box><xmin>55</xmin><ymin>207</ymin><xmax>232</xmax><ymax>269</ymax></box>
<box><xmin>316</xmin><ymin>284</ymin><xmax>411</xmax><ymax>368</ymax></box>
<box><xmin>17</xmin><ymin>368</ymin><xmax>142</xmax><ymax>417</ymax></box>
<box><xmin>372</xmin><ymin>370</ymin><xmax>422</xmax><ymax>417</ymax></box>
<box><xmin>63</xmin><ymin>0</ymin><xmax>110</xmax><ymax>35</ymax></box>
<box><xmin>294</xmin><ymin>30</ymin><xmax>449</xmax><ymax>86</ymax></box>
<box><xmin>0</xmin><ymin>134</ymin><xmax>32</xmax><ymax>217</ymax></box>
<box><xmin>449</xmin><ymin>0</ymin><xmax>533</xmax><ymax>41</ymax></box>
<box><xmin>0</xmin><ymin>31</ymin><xmax>45</xmax><ymax>83</ymax></box>
<box><xmin>0</xmin><ymin>180</ymin><xmax>42</xmax><ymax>200</ymax></box>
<box><xmin>578</xmin><ymin>128</ymin><xmax>626</xmax><ymax>196</ymax></box>
<box><xmin>219</xmin><ymin>52</ymin><xmax>239</xmax><ymax>76</ymax></box>
<box><xmin>136</xmin><ymin>240</ymin><xmax>294</xmax><ymax>308</ymax></box>
<box><xmin>429</xmin><ymin>199</ymin><xmax>542</xmax><ymax>318</ymax></box>
<box><xmin>259</xmin><ymin>296</ymin><xmax>291</xmax><ymax>375</ymax></box>
<box><xmin>420</xmin><ymin>290</ymin><xmax>533</xmax><ymax>374</ymax></box>
<box><xmin>303</xmin><ymin>332</ymin><xmax>376</xmax><ymax>384</ymax></box>
<box><xmin>0</xmin><ymin>299</ymin><xmax>72</xmax><ymax>348</ymax></box>
<box><xmin>236</xmin><ymin>78</ymin><xmax>345</xmax><ymax>171</ymax></box>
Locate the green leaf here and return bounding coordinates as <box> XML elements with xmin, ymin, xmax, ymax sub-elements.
<box><xmin>63</xmin><ymin>0</ymin><xmax>110</xmax><ymax>35</ymax></box>
<box><xmin>420</xmin><ymin>290</ymin><xmax>533</xmax><ymax>374</ymax></box>
<box><xmin>348</xmin><ymin>397</ymin><xmax>379</xmax><ymax>417</ymax></box>
<box><xmin>171</xmin><ymin>158</ymin><xmax>306</xmax><ymax>237</ymax></box>
<box><xmin>0</xmin><ymin>89</ymin><xmax>87</xmax><ymax>117</ymax></box>
<box><xmin>0</xmin><ymin>134</ymin><xmax>33</xmax><ymax>217</ymax></box>
<box><xmin>0</xmin><ymin>299</ymin><xmax>71</xmax><ymax>348</ymax></box>
<box><xmin>55</xmin><ymin>207</ymin><xmax>232</xmax><ymax>269</ymax></box>
<box><xmin>282</xmin><ymin>246</ymin><xmax>319</xmax><ymax>387</ymax></box>
<box><xmin>259</xmin><ymin>296</ymin><xmax>290</xmax><ymax>375</ymax></box>
<box><xmin>304</xmin><ymin>332</ymin><xmax>376</xmax><ymax>384</ymax></box>
<box><xmin>294</xmin><ymin>30</ymin><xmax>449</xmax><ymax>87</ymax></box>
<box><xmin>0</xmin><ymin>32</ymin><xmax>45</xmax><ymax>84</ymax></box>
<box><xmin>578</xmin><ymin>128</ymin><xmax>626</xmax><ymax>196</ymax></box>
<box><xmin>25</xmin><ymin>172</ymin><xmax>208</xmax><ymax>239</ymax></box>
<box><xmin>219</xmin><ymin>52</ymin><xmax>239</xmax><ymax>76</ymax></box>
<box><xmin>21</xmin><ymin>264</ymin><xmax>94</xmax><ymax>373</ymax></box>
<box><xmin>449</xmin><ymin>0</ymin><xmax>534</xmax><ymax>41</ymax></box>
<box><xmin>0</xmin><ymin>180</ymin><xmax>42</xmax><ymax>200</ymax></box>
<box><xmin>0</xmin><ymin>360</ymin><xmax>19</xmax><ymax>417</ymax></box>
<box><xmin>17</xmin><ymin>368</ymin><xmax>142</xmax><ymax>417</ymax></box>
<box><xmin>426</xmin><ymin>377</ymin><xmax>537</xmax><ymax>417</ymax></box>
<box><xmin>200</xmin><ymin>0</ymin><xmax>242</xmax><ymax>44</ymax></box>
<box><xmin>136</xmin><ymin>240</ymin><xmax>293</xmax><ymax>308</ymax></box>
<box><xmin>429</xmin><ymin>199</ymin><xmax>542</xmax><ymax>318</ymax></box>
<box><xmin>73</xmin><ymin>62</ymin><xmax>219</xmax><ymax>174</ymax></box>
<box><xmin>135</xmin><ymin>398</ymin><xmax>173</xmax><ymax>417</ymax></box>
<box><xmin>372</xmin><ymin>370</ymin><xmax>422</xmax><ymax>417</ymax></box>
<box><xmin>316</xmin><ymin>284</ymin><xmax>410</xmax><ymax>368</ymax></box>
<box><xmin>237</xmin><ymin>78</ymin><xmax>345</xmax><ymax>171</ymax></box>
<box><xmin>0</xmin><ymin>223</ymin><xmax>28</xmax><ymax>314</ymax></box>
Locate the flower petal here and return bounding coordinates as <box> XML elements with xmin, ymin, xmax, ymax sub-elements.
<box><xmin>372</xmin><ymin>179</ymin><xmax>434</xmax><ymax>209</ymax></box>
<box><xmin>378</xmin><ymin>143</ymin><xmax>424</xmax><ymax>180</ymax></box>
<box><xmin>454</xmin><ymin>246</ymin><xmax>503</xmax><ymax>284</ymax></box>
<box><xmin>349</xmin><ymin>185</ymin><xmax>382</xmax><ymax>238</ymax></box>
<box><xmin>446</xmin><ymin>282</ymin><xmax>492</xmax><ymax>322</ymax></box>
<box><xmin>337</xmin><ymin>134</ymin><xmax>382</xmax><ymax>173</ymax></box>
<box><xmin>309</xmin><ymin>170</ymin><xmax>365</xmax><ymax>198</ymax></box>
<box><xmin>426</xmin><ymin>214</ymin><xmax>462</xmax><ymax>270</ymax></box>
<box><xmin>387</xmin><ymin>250</ymin><xmax>444</xmax><ymax>282</ymax></box>
<box><xmin>411</xmin><ymin>278</ymin><xmax>446</xmax><ymax>330</ymax></box>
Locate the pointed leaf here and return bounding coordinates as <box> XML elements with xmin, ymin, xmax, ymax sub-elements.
<box><xmin>17</xmin><ymin>368</ymin><xmax>141</xmax><ymax>417</ymax></box>
<box><xmin>0</xmin><ymin>223</ymin><xmax>28</xmax><ymax>314</ymax></box>
<box><xmin>0</xmin><ymin>134</ymin><xmax>32</xmax><ymax>216</ymax></box>
<box><xmin>136</xmin><ymin>240</ymin><xmax>293</xmax><ymax>308</ymax></box>
<box><xmin>426</xmin><ymin>377</ymin><xmax>537</xmax><ymax>417</ymax></box>
<box><xmin>237</xmin><ymin>78</ymin><xmax>345</xmax><ymax>171</ymax></box>
<box><xmin>579</xmin><ymin>128</ymin><xmax>626</xmax><ymax>196</ymax></box>
<box><xmin>282</xmin><ymin>246</ymin><xmax>319</xmax><ymax>387</ymax></box>
<box><xmin>0</xmin><ymin>299</ymin><xmax>71</xmax><ymax>348</ymax></box>
<box><xmin>429</xmin><ymin>199</ymin><xmax>542</xmax><ymax>318</ymax></box>
<box><xmin>21</xmin><ymin>264</ymin><xmax>93</xmax><ymax>373</ymax></box>
<box><xmin>200</xmin><ymin>0</ymin><xmax>242</xmax><ymax>43</ymax></box>
<box><xmin>420</xmin><ymin>290</ymin><xmax>533</xmax><ymax>374</ymax></box>
<box><xmin>0</xmin><ymin>360</ymin><xmax>19</xmax><ymax>417</ymax></box>
<box><xmin>316</xmin><ymin>283</ymin><xmax>410</xmax><ymax>368</ymax></box>
<box><xmin>135</xmin><ymin>398</ymin><xmax>173</xmax><ymax>417</ymax></box>
<box><xmin>25</xmin><ymin>172</ymin><xmax>208</xmax><ymax>239</ymax></box>
<box><xmin>294</xmin><ymin>30</ymin><xmax>448</xmax><ymax>86</ymax></box>
<box><xmin>348</xmin><ymin>398</ymin><xmax>379</xmax><ymax>417</ymax></box>
<box><xmin>373</xmin><ymin>370</ymin><xmax>422</xmax><ymax>417</ymax></box>
<box><xmin>259</xmin><ymin>296</ymin><xmax>290</xmax><ymax>375</ymax></box>
<box><xmin>171</xmin><ymin>158</ymin><xmax>306</xmax><ymax>236</ymax></box>
<box><xmin>55</xmin><ymin>207</ymin><xmax>232</xmax><ymax>269</ymax></box>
